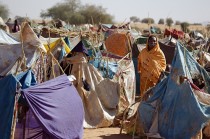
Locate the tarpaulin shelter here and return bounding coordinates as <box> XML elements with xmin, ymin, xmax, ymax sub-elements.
<box><xmin>0</xmin><ymin>23</ymin><xmax>46</xmax><ymax>76</ymax></box>
<box><xmin>0</xmin><ymin>29</ymin><xmax>19</xmax><ymax>44</ymax></box>
<box><xmin>0</xmin><ymin>75</ymin><xmax>19</xmax><ymax>139</ymax></box>
<box><xmin>40</xmin><ymin>37</ymin><xmax>70</xmax><ymax>54</ymax></box>
<box><xmin>87</xmin><ymin>50</ymin><xmax>136</xmax><ymax>126</ymax></box>
<box><xmin>64</xmin><ymin>43</ymin><xmax>120</xmax><ymax>128</ymax></box>
<box><xmin>15</xmin><ymin>74</ymin><xmax>84</xmax><ymax>139</ymax></box>
<box><xmin>139</xmin><ymin>42</ymin><xmax>210</xmax><ymax>138</ymax></box>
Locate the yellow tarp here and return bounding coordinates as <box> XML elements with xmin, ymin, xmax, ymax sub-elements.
<box><xmin>44</xmin><ymin>38</ymin><xmax>70</xmax><ymax>54</ymax></box>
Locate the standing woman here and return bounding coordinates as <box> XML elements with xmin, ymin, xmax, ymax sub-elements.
<box><xmin>12</xmin><ymin>19</ymin><xmax>20</xmax><ymax>33</ymax></box>
<box><xmin>138</xmin><ymin>35</ymin><xmax>166</xmax><ymax>96</ymax></box>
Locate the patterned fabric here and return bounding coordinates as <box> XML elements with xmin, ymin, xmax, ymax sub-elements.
<box><xmin>138</xmin><ymin>37</ymin><xmax>166</xmax><ymax>95</ymax></box>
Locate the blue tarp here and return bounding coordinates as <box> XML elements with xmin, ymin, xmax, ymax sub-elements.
<box><xmin>90</xmin><ymin>58</ymin><xmax>118</xmax><ymax>79</ymax></box>
<box><xmin>16</xmin><ymin>69</ymin><xmax>37</xmax><ymax>106</ymax></box>
<box><xmin>16</xmin><ymin>69</ymin><xmax>37</xmax><ymax>89</ymax></box>
<box><xmin>139</xmin><ymin>42</ymin><xmax>210</xmax><ymax>139</ymax></box>
<box><xmin>89</xmin><ymin>50</ymin><xmax>118</xmax><ymax>79</ymax></box>
<box><xmin>64</xmin><ymin>37</ymin><xmax>70</xmax><ymax>48</ymax></box>
<box><xmin>0</xmin><ymin>75</ymin><xmax>18</xmax><ymax>139</ymax></box>
<box><xmin>59</xmin><ymin>47</ymin><xmax>66</xmax><ymax>62</ymax></box>
<box><xmin>132</xmin><ymin>58</ymin><xmax>140</xmax><ymax>95</ymax></box>
<box><xmin>22</xmin><ymin>75</ymin><xmax>84</xmax><ymax>139</ymax></box>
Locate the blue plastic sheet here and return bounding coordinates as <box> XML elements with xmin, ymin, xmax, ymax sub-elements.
<box><xmin>0</xmin><ymin>75</ymin><xmax>18</xmax><ymax>139</ymax></box>
<box><xmin>90</xmin><ymin>58</ymin><xmax>118</xmax><ymax>79</ymax></box>
<box><xmin>132</xmin><ymin>58</ymin><xmax>140</xmax><ymax>95</ymax></box>
<box><xmin>139</xmin><ymin>42</ymin><xmax>210</xmax><ymax>139</ymax></box>
<box><xmin>16</xmin><ymin>69</ymin><xmax>37</xmax><ymax>89</ymax></box>
<box><xmin>64</xmin><ymin>37</ymin><xmax>70</xmax><ymax>48</ymax></box>
<box><xmin>16</xmin><ymin>69</ymin><xmax>37</xmax><ymax>106</ymax></box>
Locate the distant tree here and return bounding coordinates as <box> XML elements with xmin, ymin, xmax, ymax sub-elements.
<box><xmin>175</xmin><ymin>21</ymin><xmax>181</xmax><ymax>25</ymax></box>
<box><xmin>40</xmin><ymin>0</ymin><xmax>82</xmax><ymax>21</ymax></box>
<box><xmin>40</xmin><ymin>0</ymin><xmax>114</xmax><ymax>24</ymax></box>
<box><xmin>130</xmin><ymin>16</ymin><xmax>140</xmax><ymax>22</ymax></box>
<box><xmin>141</xmin><ymin>18</ymin><xmax>155</xmax><ymax>24</ymax></box>
<box><xmin>166</xmin><ymin>18</ymin><xmax>174</xmax><ymax>28</ymax></box>
<box><xmin>69</xmin><ymin>13</ymin><xmax>85</xmax><ymax>24</ymax></box>
<box><xmin>192</xmin><ymin>23</ymin><xmax>202</xmax><ymax>25</ymax></box>
<box><xmin>0</xmin><ymin>3</ymin><xmax>9</xmax><ymax>19</ymax></box>
<box><xmin>158</xmin><ymin>18</ymin><xmax>164</xmax><ymax>24</ymax></box>
<box><xmin>180</xmin><ymin>22</ymin><xmax>190</xmax><ymax>33</ymax></box>
<box><xmin>79</xmin><ymin>4</ymin><xmax>114</xmax><ymax>24</ymax></box>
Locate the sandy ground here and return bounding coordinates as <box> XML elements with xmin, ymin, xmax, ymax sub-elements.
<box><xmin>83</xmin><ymin>127</ymin><xmax>132</xmax><ymax>139</ymax></box>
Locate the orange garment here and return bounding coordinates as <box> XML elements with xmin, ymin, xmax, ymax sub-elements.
<box><xmin>138</xmin><ymin>39</ymin><xmax>166</xmax><ymax>96</ymax></box>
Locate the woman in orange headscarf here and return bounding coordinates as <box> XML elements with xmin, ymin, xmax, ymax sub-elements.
<box><xmin>138</xmin><ymin>35</ymin><xmax>166</xmax><ymax>96</ymax></box>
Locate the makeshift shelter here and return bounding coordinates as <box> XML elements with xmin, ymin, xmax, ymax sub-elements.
<box><xmin>87</xmin><ymin>35</ymin><xmax>136</xmax><ymax>125</ymax></box>
<box><xmin>101</xmin><ymin>52</ymin><xmax>136</xmax><ymax>112</ymax></box>
<box><xmin>39</xmin><ymin>36</ymin><xmax>71</xmax><ymax>80</ymax></box>
<box><xmin>40</xmin><ymin>37</ymin><xmax>70</xmax><ymax>54</ymax></box>
<box><xmin>0</xmin><ymin>17</ymin><xmax>9</xmax><ymax>33</ymax></box>
<box><xmin>138</xmin><ymin>42</ymin><xmax>210</xmax><ymax>138</ymax></box>
<box><xmin>0</xmin><ymin>75</ymin><xmax>19</xmax><ymax>139</ymax></box>
<box><xmin>64</xmin><ymin>41</ymin><xmax>120</xmax><ymax>128</ymax></box>
<box><xmin>0</xmin><ymin>29</ymin><xmax>19</xmax><ymax>44</ymax></box>
<box><xmin>0</xmin><ymin>23</ymin><xmax>46</xmax><ymax>76</ymax></box>
<box><xmin>14</xmin><ymin>73</ymin><xmax>84</xmax><ymax>139</ymax></box>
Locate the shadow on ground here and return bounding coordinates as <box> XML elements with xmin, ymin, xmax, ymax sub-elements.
<box><xmin>99</xmin><ymin>134</ymin><xmax>132</xmax><ymax>139</ymax></box>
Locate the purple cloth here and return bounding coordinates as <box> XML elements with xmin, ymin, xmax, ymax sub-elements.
<box><xmin>71</xmin><ymin>41</ymin><xmax>89</xmax><ymax>56</ymax></box>
<box><xmin>22</xmin><ymin>75</ymin><xmax>84</xmax><ymax>139</ymax></box>
<box><xmin>15</xmin><ymin>109</ymin><xmax>44</xmax><ymax>139</ymax></box>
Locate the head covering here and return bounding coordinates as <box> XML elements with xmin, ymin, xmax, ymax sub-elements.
<box><xmin>146</xmin><ymin>35</ymin><xmax>157</xmax><ymax>50</ymax></box>
<box><xmin>71</xmin><ymin>41</ymin><xmax>89</xmax><ymax>56</ymax></box>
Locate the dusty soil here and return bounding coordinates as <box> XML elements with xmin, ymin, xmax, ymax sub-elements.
<box><xmin>83</xmin><ymin>127</ymin><xmax>133</xmax><ymax>139</ymax></box>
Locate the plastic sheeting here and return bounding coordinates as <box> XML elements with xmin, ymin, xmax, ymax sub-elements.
<box><xmin>22</xmin><ymin>75</ymin><xmax>84</xmax><ymax>139</ymax></box>
<box><xmin>91</xmin><ymin>52</ymin><xmax>136</xmax><ymax>111</ymax></box>
<box><xmin>89</xmin><ymin>58</ymin><xmax>118</xmax><ymax>79</ymax></box>
<box><xmin>139</xmin><ymin>42</ymin><xmax>210</xmax><ymax>139</ymax></box>
<box><xmin>0</xmin><ymin>75</ymin><xmax>18</xmax><ymax>139</ymax></box>
<box><xmin>0</xmin><ymin>29</ymin><xmax>19</xmax><ymax>44</ymax></box>
<box><xmin>16</xmin><ymin>69</ymin><xmax>37</xmax><ymax>89</ymax></box>
<box><xmin>41</xmin><ymin>37</ymin><xmax>70</xmax><ymax>54</ymax></box>
<box><xmin>0</xmin><ymin>23</ymin><xmax>45</xmax><ymax>76</ymax></box>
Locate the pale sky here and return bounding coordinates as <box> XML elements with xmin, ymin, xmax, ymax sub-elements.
<box><xmin>1</xmin><ymin>0</ymin><xmax>210</xmax><ymax>23</ymax></box>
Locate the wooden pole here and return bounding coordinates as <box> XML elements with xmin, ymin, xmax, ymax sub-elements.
<box><xmin>10</xmin><ymin>96</ymin><xmax>18</xmax><ymax>139</ymax></box>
